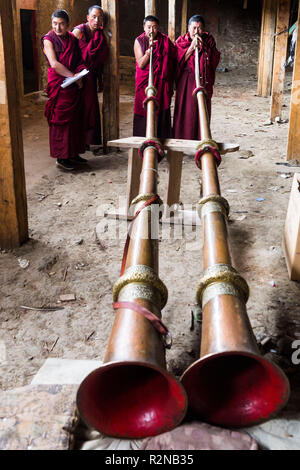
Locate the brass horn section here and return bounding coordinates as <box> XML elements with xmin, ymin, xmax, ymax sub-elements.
<box><xmin>181</xmin><ymin>42</ymin><xmax>290</xmax><ymax>428</ymax></box>
<box><xmin>77</xmin><ymin>31</ymin><xmax>187</xmax><ymax>438</ymax></box>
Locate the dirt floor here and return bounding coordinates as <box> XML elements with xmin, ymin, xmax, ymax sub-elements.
<box><xmin>0</xmin><ymin>66</ymin><xmax>300</xmax><ymax>410</ymax></box>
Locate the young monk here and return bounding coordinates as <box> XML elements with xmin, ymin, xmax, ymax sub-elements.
<box><xmin>73</xmin><ymin>5</ymin><xmax>108</xmax><ymax>151</ymax></box>
<box><xmin>173</xmin><ymin>15</ymin><xmax>220</xmax><ymax>140</ymax></box>
<box><xmin>133</xmin><ymin>15</ymin><xmax>175</xmax><ymax>139</ymax></box>
<box><xmin>41</xmin><ymin>9</ymin><xmax>87</xmax><ymax>170</ymax></box>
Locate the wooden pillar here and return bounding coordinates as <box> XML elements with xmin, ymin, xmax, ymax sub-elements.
<box><xmin>0</xmin><ymin>0</ymin><xmax>28</xmax><ymax>249</ymax></box>
<box><xmin>145</xmin><ymin>0</ymin><xmax>156</xmax><ymax>16</ymax></box>
<box><xmin>270</xmin><ymin>0</ymin><xmax>290</xmax><ymax>121</ymax></box>
<box><xmin>181</xmin><ymin>0</ymin><xmax>188</xmax><ymax>36</ymax></box>
<box><xmin>168</xmin><ymin>0</ymin><xmax>176</xmax><ymax>43</ymax></box>
<box><xmin>287</xmin><ymin>2</ymin><xmax>300</xmax><ymax>161</ymax></box>
<box><xmin>257</xmin><ymin>0</ymin><xmax>277</xmax><ymax>97</ymax></box>
<box><xmin>102</xmin><ymin>0</ymin><xmax>119</xmax><ymax>154</ymax></box>
<box><xmin>12</xmin><ymin>1</ymin><xmax>24</xmax><ymax>99</ymax></box>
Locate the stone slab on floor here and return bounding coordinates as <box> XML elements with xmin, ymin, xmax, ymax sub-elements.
<box><xmin>0</xmin><ymin>384</ymin><xmax>78</xmax><ymax>450</ymax></box>
<box><xmin>31</xmin><ymin>358</ymin><xmax>102</xmax><ymax>385</ymax></box>
<box><xmin>0</xmin><ymin>359</ymin><xmax>102</xmax><ymax>450</ymax></box>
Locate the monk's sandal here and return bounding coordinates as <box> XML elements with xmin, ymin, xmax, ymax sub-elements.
<box><xmin>56</xmin><ymin>159</ymin><xmax>75</xmax><ymax>171</ymax></box>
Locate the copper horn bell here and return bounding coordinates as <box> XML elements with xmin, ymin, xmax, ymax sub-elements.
<box><xmin>77</xmin><ymin>32</ymin><xmax>187</xmax><ymax>438</ymax></box>
<box><xmin>181</xmin><ymin>39</ymin><xmax>290</xmax><ymax>427</ymax></box>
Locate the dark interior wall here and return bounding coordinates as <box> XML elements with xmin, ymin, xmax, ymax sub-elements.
<box><xmin>119</xmin><ymin>0</ymin><xmax>262</xmax><ymax>68</ymax></box>
<box><xmin>72</xmin><ymin>0</ymin><xmax>93</xmax><ymax>28</ymax></box>
<box><xmin>188</xmin><ymin>0</ymin><xmax>262</xmax><ymax>68</ymax></box>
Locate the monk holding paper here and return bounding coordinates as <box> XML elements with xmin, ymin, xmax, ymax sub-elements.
<box><xmin>41</xmin><ymin>9</ymin><xmax>87</xmax><ymax>171</ymax></box>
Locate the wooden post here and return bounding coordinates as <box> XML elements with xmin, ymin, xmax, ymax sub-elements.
<box><xmin>287</xmin><ymin>2</ymin><xmax>300</xmax><ymax>161</ymax></box>
<box><xmin>181</xmin><ymin>0</ymin><xmax>188</xmax><ymax>36</ymax></box>
<box><xmin>257</xmin><ymin>0</ymin><xmax>277</xmax><ymax>97</ymax></box>
<box><xmin>165</xmin><ymin>151</ymin><xmax>183</xmax><ymax>208</ymax></box>
<box><xmin>270</xmin><ymin>0</ymin><xmax>290</xmax><ymax>121</ymax></box>
<box><xmin>126</xmin><ymin>149</ymin><xmax>143</xmax><ymax>210</ymax></box>
<box><xmin>145</xmin><ymin>0</ymin><xmax>156</xmax><ymax>16</ymax></box>
<box><xmin>12</xmin><ymin>1</ymin><xmax>24</xmax><ymax>99</ymax></box>
<box><xmin>0</xmin><ymin>0</ymin><xmax>28</xmax><ymax>249</ymax></box>
<box><xmin>102</xmin><ymin>0</ymin><xmax>119</xmax><ymax>154</ymax></box>
<box><xmin>168</xmin><ymin>0</ymin><xmax>176</xmax><ymax>43</ymax></box>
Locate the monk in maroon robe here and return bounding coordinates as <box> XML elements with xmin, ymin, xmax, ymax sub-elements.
<box><xmin>173</xmin><ymin>15</ymin><xmax>220</xmax><ymax>140</ymax></box>
<box><xmin>73</xmin><ymin>5</ymin><xmax>108</xmax><ymax>148</ymax></box>
<box><xmin>133</xmin><ymin>16</ymin><xmax>175</xmax><ymax>139</ymax></box>
<box><xmin>41</xmin><ymin>9</ymin><xmax>87</xmax><ymax>171</ymax></box>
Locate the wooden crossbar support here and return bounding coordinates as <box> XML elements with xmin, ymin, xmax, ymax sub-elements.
<box><xmin>105</xmin><ymin>137</ymin><xmax>239</xmax><ymax>225</ymax></box>
<box><xmin>287</xmin><ymin>1</ymin><xmax>300</xmax><ymax>161</ymax></box>
<box><xmin>270</xmin><ymin>0</ymin><xmax>290</xmax><ymax>121</ymax></box>
<box><xmin>0</xmin><ymin>0</ymin><xmax>28</xmax><ymax>249</ymax></box>
<box><xmin>257</xmin><ymin>0</ymin><xmax>277</xmax><ymax>97</ymax></box>
<box><xmin>108</xmin><ymin>137</ymin><xmax>239</xmax><ymax>155</ymax></box>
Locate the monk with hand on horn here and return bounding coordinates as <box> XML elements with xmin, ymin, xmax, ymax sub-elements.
<box><xmin>173</xmin><ymin>15</ymin><xmax>220</xmax><ymax>140</ymax></box>
<box><xmin>133</xmin><ymin>15</ymin><xmax>175</xmax><ymax>139</ymax></box>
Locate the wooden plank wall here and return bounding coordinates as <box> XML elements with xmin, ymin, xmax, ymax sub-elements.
<box><xmin>287</xmin><ymin>1</ymin><xmax>300</xmax><ymax>160</ymax></box>
<box><xmin>0</xmin><ymin>0</ymin><xmax>28</xmax><ymax>249</ymax></box>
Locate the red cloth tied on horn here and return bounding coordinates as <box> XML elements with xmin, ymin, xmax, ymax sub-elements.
<box><xmin>173</xmin><ymin>32</ymin><xmax>220</xmax><ymax>140</ymax></box>
<box><xmin>73</xmin><ymin>24</ymin><xmax>108</xmax><ymax>146</ymax></box>
<box><xmin>41</xmin><ymin>30</ymin><xmax>86</xmax><ymax>160</ymax></box>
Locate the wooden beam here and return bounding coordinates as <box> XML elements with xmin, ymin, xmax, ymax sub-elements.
<box><xmin>181</xmin><ymin>0</ymin><xmax>188</xmax><ymax>36</ymax></box>
<box><xmin>0</xmin><ymin>0</ymin><xmax>28</xmax><ymax>249</ymax></box>
<box><xmin>287</xmin><ymin>2</ymin><xmax>300</xmax><ymax>161</ymax></box>
<box><xmin>18</xmin><ymin>0</ymin><xmax>38</xmax><ymax>9</ymax></box>
<box><xmin>145</xmin><ymin>0</ymin><xmax>156</xmax><ymax>16</ymax></box>
<box><xmin>270</xmin><ymin>0</ymin><xmax>290</xmax><ymax>121</ymax></box>
<box><xmin>168</xmin><ymin>0</ymin><xmax>176</xmax><ymax>43</ymax></box>
<box><xmin>107</xmin><ymin>137</ymin><xmax>239</xmax><ymax>155</ymax></box>
<box><xmin>102</xmin><ymin>0</ymin><xmax>120</xmax><ymax>154</ymax></box>
<box><xmin>257</xmin><ymin>0</ymin><xmax>277</xmax><ymax>97</ymax></box>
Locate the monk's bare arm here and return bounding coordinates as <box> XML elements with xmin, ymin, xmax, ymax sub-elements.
<box><xmin>134</xmin><ymin>39</ymin><xmax>150</xmax><ymax>70</ymax></box>
<box><xmin>72</xmin><ymin>28</ymin><xmax>81</xmax><ymax>40</ymax></box>
<box><xmin>43</xmin><ymin>39</ymin><xmax>74</xmax><ymax>78</ymax></box>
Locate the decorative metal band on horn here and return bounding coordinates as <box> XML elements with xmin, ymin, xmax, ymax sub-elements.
<box><xmin>195</xmin><ymin>139</ymin><xmax>222</xmax><ymax>168</ymax></box>
<box><xmin>131</xmin><ymin>192</ymin><xmax>163</xmax><ymax>208</ymax></box>
<box><xmin>113</xmin><ymin>264</ymin><xmax>168</xmax><ymax>310</ymax></box>
<box><xmin>118</xmin><ymin>282</ymin><xmax>162</xmax><ymax>305</ymax></box>
<box><xmin>192</xmin><ymin>86</ymin><xmax>208</xmax><ymax>98</ymax></box>
<box><xmin>196</xmin><ymin>263</ymin><xmax>249</xmax><ymax>307</ymax></box>
<box><xmin>201</xmin><ymin>282</ymin><xmax>243</xmax><ymax>310</ymax></box>
<box><xmin>145</xmin><ymin>85</ymin><xmax>158</xmax><ymax>96</ymax></box>
<box><xmin>197</xmin><ymin>194</ymin><xmax>230</xmax><ymax>218</ymax></box>
<box><xmin>138</xmin><ymin>138</ymin><xmax>165</xmax><ymax>162</ymax></box>
<box><xmin>143</xmin><ymin>95</ymin><xmax>160</xmax><ymax>110</ymax></box>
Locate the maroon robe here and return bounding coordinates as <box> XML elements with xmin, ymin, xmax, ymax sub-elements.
<box><xmin>74</xmin><ymin>24</ymin><xmax>108</xmax><ymax>146</ymax></box>
<box><xmin>133</xmin><ymin>32</ymin><xmax>175</xmax><ymax>139</ymax></box>
<box><xmin>173</xmin><ymin>32</ymin><xmax>220</xmax><ymax>140</ymax></box>
<box><xmin>41</xmin><ymin>30</ymin><xmax>86</xmax><ymax>159</ymax></box>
